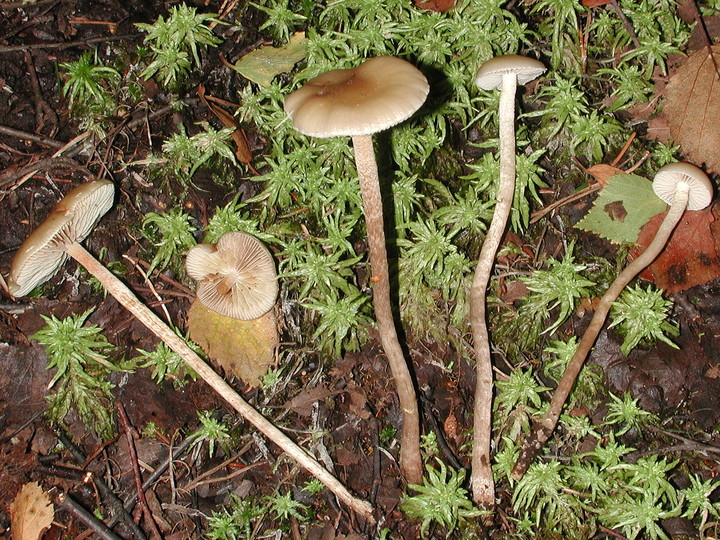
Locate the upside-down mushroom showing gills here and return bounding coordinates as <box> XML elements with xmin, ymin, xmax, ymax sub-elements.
<box><xmin>6</xmin><ymin>179</ymin><xmax>374</xmax><ymax>520</ymax></box>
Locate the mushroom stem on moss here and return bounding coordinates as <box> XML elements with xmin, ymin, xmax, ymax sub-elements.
<box><xmin>283</xmin><ymin>56</ymin><xmax>429</xmax><ymax>484</ymax></box>
<box><xmin>353</xmin><ymin>133</ymin><xmax>422</xmax><ymax>482</ymax></box>
<box><xmin>511</xmin><ymin>162</ymin><xmax>714</xmax><ymax>480</ymax></box>
<box><xmin>7</xmin><ymin>181</ymin><xmax>374</xmax><ymax>521</ymax></box>
<box><xmin>470</xmin><ymin>55</ymin><xmax>545</xmax><ymax>508</ymax></box>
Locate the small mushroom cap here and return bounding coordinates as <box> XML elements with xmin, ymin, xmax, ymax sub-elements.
<box><xmin>7</xmin><ymin>179</ymin><xmax>115</xmax><ymax>297</ymax></box>
<box><xmin>475</xmin><ymin>54</ymin><xmax>546</xmax><ymax>90</ymax></box>
<box><xmin>284</xmin><ymin>56</ymin><xmax>429</xmax><ymax>138</ymax></box>
<box><xmin>186</xmin><ymin>232</ymin><xmax>278</xmax><ymax>320</ymax></box>
<box><xmin>652</xmin><ymin>162</ymin><xmax>714</xmax><ymax>211</ymax></box>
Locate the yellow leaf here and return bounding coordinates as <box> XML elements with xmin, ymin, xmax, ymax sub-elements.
<box><xmin>188</xmin><ymin>300</ymin><xmax>278</xmax><ymax>387</ymax></box>
<box><xmin>231</xmin><ymin>32</ymin><xmax>308</xmax><ymax>87</ymax></box>
<box><xmin>10</xmin><ymin>482</ymin><xmax>54</xmax><ymax>540</ymax></box>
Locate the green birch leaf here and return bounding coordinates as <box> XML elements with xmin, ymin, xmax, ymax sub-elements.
<box><xmin>575</xmin><ymin>173</ymin><xmax>667</xmax><ymax>244</ymax></box>
<box><xmin>231</xmin><ymin>32</ymin><xmax>308</xmax><ymax>87</ymax></box>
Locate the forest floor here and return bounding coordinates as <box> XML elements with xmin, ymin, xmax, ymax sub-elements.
<box><xmin>2</xmin><ymin>0</ymin><xmax>720</xmax><ymax>539</ymax></box>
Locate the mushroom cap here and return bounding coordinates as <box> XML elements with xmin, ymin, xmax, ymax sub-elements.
<box><xmin>283</xmin><ymin>56</ymin><xmax>430</xmax><ymax>138</ymax></box>
<box><xmin>7</xmin><ymin>179</ymin><xmax>115</xmax><ymax>297</ymax></box>
<box><xmin>652</xmin><ymin>162</ymin><xmax>714</xmax><ymax>211</ymax></box>
<box><xmin>186</xmin><ymin>232</ymin><xmax>278</xmax><ymax>320</ymax></box>
<box><xmin>475</xmin><ymin>54</ymin><xmax>546</xmax><ymax>90</ymax></box>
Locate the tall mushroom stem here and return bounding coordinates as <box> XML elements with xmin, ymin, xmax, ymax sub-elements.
<box><xmin>64</xmin><ymin>241</ymin><xmax>375</xmax><ymax>521</ymax></box>
<box><xmin>470</xmin><ymin>72</ymin><xmax>518</xmax><ymax>507</ymax></box>
<box><xmin>511</xmin><ymin>184</ymin><xmax>691</xmax><ymax>480</ymax></box>
<box><xmin>352</xmin><ymin>134</ymin><xmax>423</xmax><ymax>485</ymax></box>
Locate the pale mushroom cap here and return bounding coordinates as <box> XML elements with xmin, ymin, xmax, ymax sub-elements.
<box><xmin>652</xmin><ymin>162</ymin><xmax>714</xmax><ymax>211</ymax></box>
<box><xmin>186</xmin><ymin>232</ymin><xmax>278</xmax><ymax>320</ymax></box>
<box><xmin>7</xmin><ymin>179</ymin><xmax>115</xmax><ymax>297</ymax></box>
<box><xmin>283</xmin><ymin>56</ymin><xmax>430</xmax><ymax>138</ymax></box>
<box><xmin>475</xmin><ymin>54</ymin><xmax>546</xmax><ymax>90</ymax></box>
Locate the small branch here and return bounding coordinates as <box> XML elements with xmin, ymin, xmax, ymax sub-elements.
<box><xmin>56</xmin><ymin>492</ymin><xmax>123</xmax><ymax>540</ymax></box>
<box><xmin>117</xmin><ymin>403</ymin><xmax>164</xmax><ymax>540</ymax></box>
<box><xmin>686</xmin><ymin>0</ymin><xmax>720</xmax><ymax>80</ymax></box>
<box><xmin>0</xmin><ymin>125</ymin><xmax>65</xmax><ymax>149</ymax></box>
<box><xmin>609</xmin><ymin>0</ymin><xmax>640</xmax><ymax>48</ymax></box>
<box><xmin>0</xmin><ymin>34</ymin><xmax>137</xmax><ymax>54</ymax></box>
<box><xmin>54</xmin><ymin>429</ymin><xmax>148</xmax><ymax>540</ymax></box>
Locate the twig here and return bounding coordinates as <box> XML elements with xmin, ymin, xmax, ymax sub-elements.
<box><xmin>0</xmin><ymin>0</ymin><xmax>58</xmax><ymax>9</ymax></box>
<box><xmin>0</xmin><ymin>0</ymin><xmax>60</xmax><ymax>42</ymax></box>
<box><xmin>54</xmin><ymin>429</ymin><xmax>148</xmax><ymax>540</ymax></box>
<box><xmin>646</xmin><ymin>425</ymin><xmax>720</xmax><ymax>456</ymax></box>
<box><xmin>117</xmin><ymin>403</ymin><xmax>164</xmax><ymax>540</ymax></box>
<box><xmin>24</xmin><ymin>50</ymin><xmax>58</xmax><ymax>131</ymax></box>
<box><xmin>56</xmin><ymin>492</ymin><xmax>123</xmax><ymax>540</ymax></box>
<box><xmin>106</xmin><ymin>435</ymin><xmax>196</xmax><ymax>531</ymax></box>
<box><xmin>0</xmin><ymin>125</ymin><xmax>65</xmax><ymax>149</ymax></box>
<box><xmin>122</xmin><ymin>255</ymin><xmax>172</xmax><ymax>326</ymax></box>
<box><xmin>609</xmin><ymin>0</ymin><xmax>640</xmax><ymax>48</ymax></box>
<box><xmin>0</xmin><ymin>34</ymin><xmax>137</xmax><ymax>54</ymax></box>
<box><xmin>686</xmin><ymin>0</ymin><xmax>720</xmax><ymax>80</ymax></box>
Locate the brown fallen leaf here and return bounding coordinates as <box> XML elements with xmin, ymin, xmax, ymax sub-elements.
<box><xmin>631</xmin><ymin>201</ymin><xmax>720</xmax><ymax>293</ymax></box>
<box><xmin>662</xmin><ymin>45</ymin><xmax>720</xmax><ymax>172</ymax></box>
<box><xmin>414</xmin><ymin>0</ymin><xmax>455</xmax><ymax>11</ymax></box>
<box><xmin>197</xmin><ymin>84</ymin><xmax>255</xmax><ymax>172</ymax></box>
<box><xmin>187</xmin><ymin>299</ymin><xmax>278</xmax><ymax>387</ymax></box>
<box><xmin>286</xmin><ymin>385</ymin><xmax>338</xmax><ymax>417</ymax></box>
<box><xmin>10</xmin><ymin>482</ymin><xmax>54</xmax><ymax>540</ymax></box>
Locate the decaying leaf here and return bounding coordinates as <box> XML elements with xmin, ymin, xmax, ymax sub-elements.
<box><xmin>631</xmin><ymin>202</ymin><xmax>720</xmax><ymax>293</ymax></box>
<box><xmin>414</xmin><ymin>0</ymin><xmax>456</xmax><ymax>11</ymax></box>
<box><xmin>198</xmin><ymin>85</ymin><xmax>254</xmax><ymax>169</ymax></box>
<box><xmin>10</xmin><ymin>482</ymin><xmax>54</xmax><ymax>540</ymax></box>
<box><xmin>231</xmin><ymin>32</ymin><xmax>308</xmax><ymax>87</ymax></box>
<box><xmin>575</xmin><ymin>173</ymin><xmax>667</xmax><ymax>244</ymax></box>
<box><xmin>663</xmin><ymin>45</ymin><xmax>720</xmax><ymax>172</ymax></box>
<box><xmin>188</xmin><ymin>299</ymin><xmax>278</xmax><ymax>387</ymax></box>
<box><xmin>286</xmin><ymin>386</ymin><xmax>338</xmax><ymax>417</ymax></box>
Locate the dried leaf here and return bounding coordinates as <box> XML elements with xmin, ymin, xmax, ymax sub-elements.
<box><xmin>187</xmin><ymin>300</ymin><xmax>278</xmax><ymax>387</ymax></box>
<box><xmin>198</xmin><ymin>85</ymin><xmax>253</xmax><ymax>167</ymax></box>
<box><xmin>231</xmin><ymin>32</ymin><xmax>308</xmax><ymax>87</ymax></box>
<box><xmin>286</xmin><ymin>386</ymin><xmax>337</xmax><ymax>417</ymax></box>
<box><xmin>10</xmin><ymin>482</ymin><xmax>53</xmax><ymax>540</ymax></box>
<box><xmin>414</xmin><ymin>0</ymin><xmax>456</xmax><ymax>11</ymax></box>
<box><xmin>586</xmin><ymin>163</ymin><xmax>625</xmax><ymax>187</ymax></box>
<box><xmin>575</xmin><ymin>173</ymin><xmax>667</xmax><ymax>244</ymax></box>
<box><xmin>663</xmin><ymin>45</ymin><xmax>720</xmax><ymax>172</ymax></box>
<box><xmin>631</xmin><ymin>203</ymin><xmax>720</xmax><ymax>293</ymax></box>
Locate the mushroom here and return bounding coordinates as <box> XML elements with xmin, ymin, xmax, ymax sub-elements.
<box><xmin>511</xmin><ymin>162</ymin><xmax>714</xmax><ymax>479</ymax></box>
<box><xmin>186</xmin><ymin>232</ymin><xmax>278</xmax><ymax>320</ymax></box>
<box><xmin>284</xmin><ymin>56</ymin><xmax>429</xmax><ymax>484</ymax></box>
<box><xmin>6</xmin><ymin>179</ymin><xmax>373</xmax><ymax>519</ymax></box>
<box><xmin>469</xmin><ymin>54</ymin><xmax>545</xmax><ymax>507</ymax></box>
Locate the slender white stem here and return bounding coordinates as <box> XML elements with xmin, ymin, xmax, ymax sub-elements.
<box><xmin>65</xmin><ymin>241</ymin><xmax>374</xmax><ymax>520</ymax></box>
<box><xmin>511</xmin><ymin>184</ymin><xmax>691</xmax><ymax>480</ymax></box>
<box><xmin>352</xmin><ymin>134</ymin><xmax>422</xmax><ymax>485</ymax></box>
<box><xmin>470</xmin><ymin>72</ymin><xmax>517</xmax><ymax>507</ymax></box>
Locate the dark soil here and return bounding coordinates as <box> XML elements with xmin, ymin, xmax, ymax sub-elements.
<box><xmin>1</xmin><ymin>1</ymin><xmax>720</xmax><ymax>539</ymax></box>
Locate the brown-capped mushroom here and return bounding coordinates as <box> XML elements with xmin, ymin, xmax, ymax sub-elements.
<box><xmin>284</xmin><ymin>56</ymin><xmax>429</xmax><ymax>484</ymax></box>
<box><xmin>470</xmin><ymin>54</ymin><xmax>545</xmax><ymax>507</ymax></box>
<box><xmin>512</xmin><ymin>162</ymin><xmax>714</xmax><ymax>480</ymax></box>
<box><xmin>186</xmin><ymin>232</ymin><xmax>278</xmax><ymax>320</ymax></box>
<box><xmin>6</xmin><ymin>180</ymin><xmax>373</xmax><ymax>519</ymax></box>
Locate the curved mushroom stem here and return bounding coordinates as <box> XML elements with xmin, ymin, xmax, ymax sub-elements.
<box><xmin>470</xmin><ymin>72</ymin><xmax>517</xmax><ymax>508</ymax></box>
<box><xmin>511</xmin><ymin>183</ymin><xmax>691</xmax><ymax>480</ymax></box>
<box><xmin>352</xmin><ymin>134</ymin><xmax>423</xmax><ymax>485</ymax></box>
<box><xmin>64</xmin><ymin>241</ymin><xmax>375</xmax><ymax>521</ymax></box>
